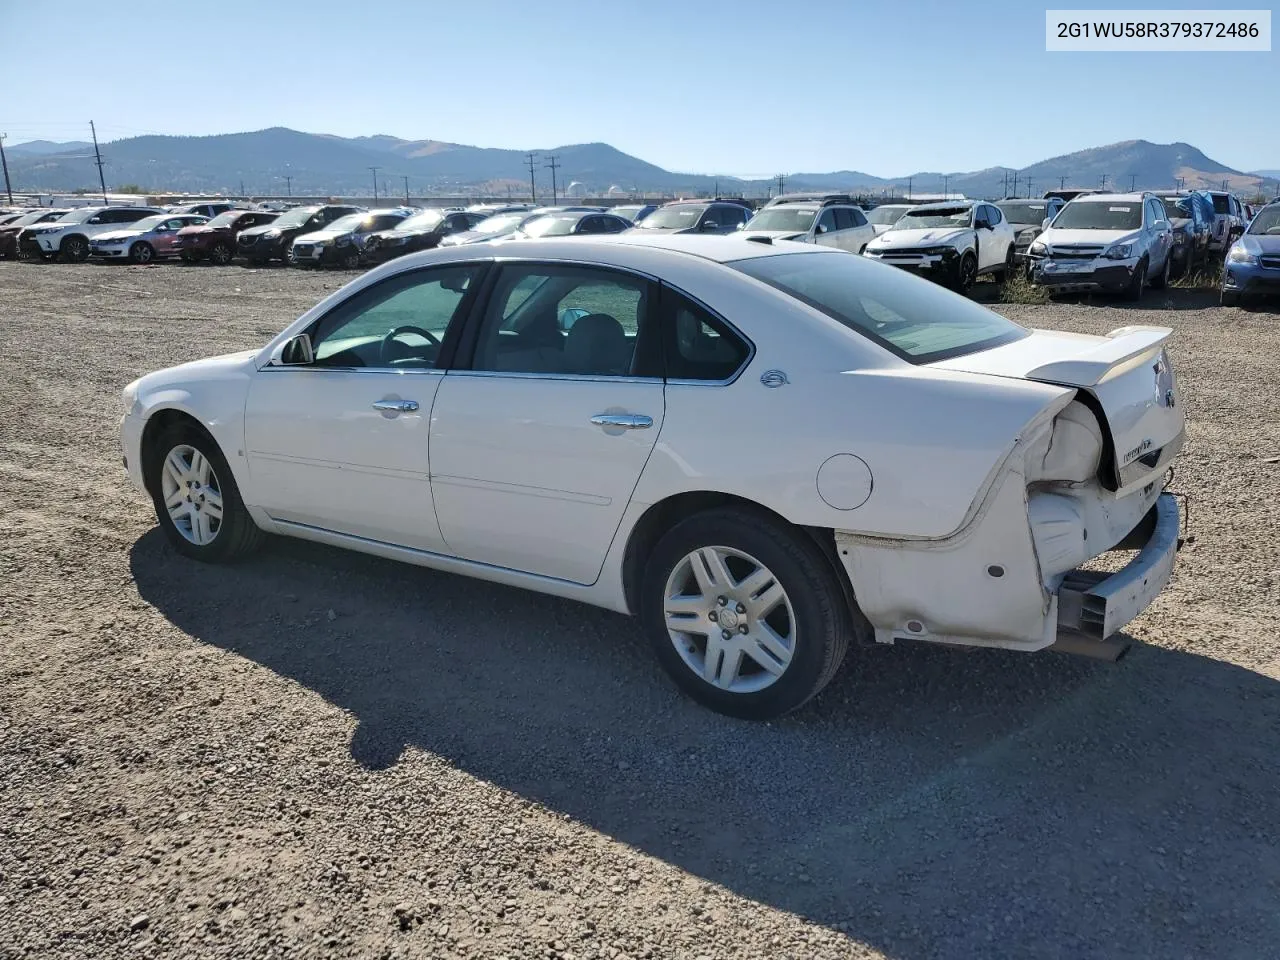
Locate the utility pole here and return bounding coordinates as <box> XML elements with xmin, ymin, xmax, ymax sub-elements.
<box><xmin>1011</xmin><ymin>171</ymin><xmax>1019</xmax><ymax>198</ymax></box>
<box><xmin>239</xmin><ymin>178</ymin><xmax>245</xmax><ymax>198</ymax></box>
<box><xmin>1059</xmin><ymin>175</ymin><xmax>1067</xmax><ymax>190</ymax></box>
<box><xmin>714</xmin><ymin>178</ymin><xmax>719</xmax><ymax>199</ymax></box>
<box><xmin>525</xmin><ymin>152</ymin><xmax>538</xmax><ymax>204</ymax></box>
<box><xmin>906</xmin><ymin>175</ymin><xmax>913</xmax><ymax>200</ymax></box>
<box><xmin>1100</xmin><ymin>173</ymin><xmax>1109</xmax><ymax>190</ymax></box>
<box><xmin>369</xmin><ymin>166</ymin><xmax>381</xmax><ymax>203</ymax></box>
<box><xmin>402</xmin><ymin>175</ymin><xmax>410</xmax><ymax>205</ymax></box>
<box><xmin>1175</xmin><ymin>176</ymin><xmax>1185</xmax><ymax>190</ymax></box>
<box><xmin>776</xmin><ymin>173</ymin><xmax>786</xmax><ymax>196</ymax></box>
<box><xmin>1003</xmin><ymin>171</ymin><xmax>1009</xmax><ymax>197</ymax></box>
<box><xmin>544</xmin><ymin>155</ymin><xmax>560</xmax><ymax>204</ymax></box>
<box><xmin>942</xmin><ymin>174</ymin><xmax>949</xmax><ymax>198</ymax></box>
<box><xmin>0</xmin><ymin>134</ymin><xmax>13</xmax><ymax>205</ymax></box>
<box><xmin>90</xmin><ymin>120</ymin><xmax>108</xmax><ymax>204</ymax></box>
<box><xmin>1128</xmin><ymin>174</ymin><xmax>1137</xmax><ymax>191</ymax></box>
<box><xmin>1026</xmin><ymin>177</ymin><xmax>1035</xmax><ymax>199</ymax></box>
<box><xmin>283</xmin><ymin>175</ymin><xmax>293</xmax><ymax>197</ymax></box>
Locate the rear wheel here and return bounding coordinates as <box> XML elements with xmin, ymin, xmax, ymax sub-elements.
<box><xmin>641</xmin><ymin>507</ymin><xmax>856</xmax><ymax>719</ymax></box>
<box><xmin>145</xmin><ymin>424</ymin><xmax>265</xmax><ymax>563</ymax></box>
<box><xmin>60</xmin><ymin>235</ymin><xmax>89</xmax><ymax>262</ymax></box>
<box><xmin>129</xmin><ymin>241</ymin><xmax>155</xmax><ymax>265</ymax></box>
<box><xmin>209</xmin><ymin>241</ymin><xmax>233</xmax><ymax>265</ymax></box>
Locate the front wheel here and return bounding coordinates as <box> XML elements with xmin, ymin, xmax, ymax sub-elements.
<box><xmin>129</xmin><ymin>241</ymin><xmax>155</xmax><ymax>265</ymax></box>
<box><xmin>952</xmin><ymin>251</ymin><xmax>977</xmax><ymax>293</ymax></box>
<box><xmin>1221</xmin><ymin>289</ymin><xmax>1240</xmax><ymax>307</ymax></box>
<box><xmin>641</xmin><ymin>507</ymin><xmax>856</xmax><ymax>719</ymax></box>
<box><xmin>145</xmin><ymin>425</ymin><xmax>265</xmax><ymax>563</ymax></box>
<box><xmin>1124</xmin><ymin>260</ymin><xmax>1147</xmax><ymax>302</ymax></box>
<box><xmin>60</xmin><ymin>235</ymin><xmax>89</xmax><ymax>262</ymax></box>
<box><xmin>994</xmin><ymin>243</ymin><xmax>1016</xmax><ymax>283</ymax></box>
<box><xmin>209</xmin><ymin>241</ymin><xmax>233</xmax><ymax>265</ymax></box>
<box><xmin>1150</xmin><ymin>254</ymin><xmax>1170</xmax><ymax>290</ymax></box>
<box><xmin>339</xmin><ymin>247</ymin><xmax>361</xmax><ymax>270</ymax></box>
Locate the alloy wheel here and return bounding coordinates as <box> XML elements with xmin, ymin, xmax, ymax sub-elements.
<box><xmin>160</xmin><ymin>444</ymin><xmax>224</xmax><ymax>546</ymax></box>
<box><xmin>662</xmin><ymin>545</ymin><xmax>796</xmax><ymax>693</ymax></box>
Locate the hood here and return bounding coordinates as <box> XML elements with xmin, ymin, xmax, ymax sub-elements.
<box><xmin>94</xmin><ymin>229</ymin><xmax>145</xmax><ymax>243</ymax></box>
<box><xmin>294</xmin><ymin>228</ymin><xmax>351</xmax><ymax>243</ymax></box>
<box><xmin>1039</xmin><ymin>227</ymin><xmax>1136</xmax><ymax>248</ymax></box>
<box><xmin>135</xmin><ymin>349</ymin><xmax>259</xmax><ymax>394</ymax></box>
<box><xmin>869</xmin><ymin>227</ymin><xmax>970</xmax><ymax>248</ymax></box>
<box><xmin>1236</xmin><ymin>233</ymin><xmax>1280</xmax><ymax>255</ymax></box>
<box><xmin>238</xmin><ymin>224</ymin><xmax>284</xmax><ymax>238</ymax></box>
<box><xmin>934</xmin><ymin>325</ymin><xmax>1183</xmax><ymax>496</ymax></box>
<box><xmin>442</xmin><ymin>229</ymin><xmax>512</xmax><ymax>245</ymax></box>
<box><xmin>178</xmin><ymin>224</ymin><xmax>222</xmax><ymax>236</ymax></box>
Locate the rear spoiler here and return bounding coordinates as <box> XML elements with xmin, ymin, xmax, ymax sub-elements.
<box><xmin>1024</xmin><ymin>326</ymin><xmax>1171</xmax><ymax>387</ymax></box>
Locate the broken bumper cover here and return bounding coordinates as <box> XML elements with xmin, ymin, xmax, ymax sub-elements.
<box><xmin>1056</xmin><ymin>494</ymin><xmax>1180</xmax><ymax>639</ymax></box>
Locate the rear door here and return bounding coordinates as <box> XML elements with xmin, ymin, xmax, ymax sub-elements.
<box><xmin>428</xmin><ymin>262</ymin><xmax>665</xmax><ymax>583</ymax></box>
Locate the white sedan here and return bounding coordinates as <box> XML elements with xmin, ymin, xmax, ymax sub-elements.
<box><xmin>120</xmin><ymin>235</ymin><xmax>1185</xmax><ymax>719</ymax></box>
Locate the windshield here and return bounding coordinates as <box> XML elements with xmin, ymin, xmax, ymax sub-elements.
<box><xmin>393</xmin><ymin>210</ymin><xmax>441</xmax><ymax>232</ymax></box>
<box><xmin>636</xmin><ymin>204</ymin><xmax>705</xmax><ymax>230</ymax></box>
<box><xmin>1211</xmin><ymin>194</ymin><xmax>1231</xmax><ymax>215</ymax></box>
<box><xmin>996</xmin><ymin>201</ymin><xmax>1049</xmax><ymax>223</ymax></box>
<box><xmin>272</xmin><ymin>207</ymin><xmax>322</xmax><ymax>228</ymax></box>
<box><xmin>205</xmin><ymin>211</ymin><xmax>243</xmax><ymax>228</ymax></box>
<box><xmin>732</xmin><ymin>252</ymin><xmax>1026</xmax><ymax>364</ymax></box>
<box><xmin>1160</xmin><ymin>198</ymin><xmax>1191</xmax><ymax>220</ymax></box>
<box><xmin>127</xmin><ymin>215</ymin><xmax>170</xmax><ymax>231</ymax></box>
<box><xmin>1247</xmin><ymin>206</ymin><xmax>1280</xmax><ymax>235</ymax></box>
<box><xmin>473</xmin><ymin>213</ymin><xmax>526</xmax><ymax>235</ymax></box>
<box><xmin>12</xmin><ymin>210</ymin><xmax>66</xmax><ymax>226</ymax></box>
<box><xmin>55</xmin><ymin>208</ymin><xmax>100</xmax><ymax>224</ymax></box>
<box><xmin>890</xmin><ymin>206</ymin><xmax>972</xmax><ymax>231</ymax></box>
<box><xmin>1051</xmin><ymin>201</ymin><xmax>1142</xmax><ymax>231</ymax></box>
<box><xmin>865</xmin><ymin>206</ymin><xmax>909</xmax><ymax>225</ymax></box>
<box><xmin>521</xmin><ymin>215</ymin><xmax>579</xmax><ymax>238</ymax></box>
<box><xmin>323</xmin><ymin>214</ymin><xmax>370</xmax><ymax>234</ymax></box>
<box><xmin>610</xmin><ymin>206</ymin><xmax>642</xmax><ymax>221</ymax></box>
<box><xmin>744</xmin><ymin>207</ymin><xmax>818</xmax><ymax>232</ymax></box>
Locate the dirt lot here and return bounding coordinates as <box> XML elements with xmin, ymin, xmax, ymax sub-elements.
<box><xmin>1</xmin><ymin>260</ymin><xmax>1278</xmax><ymax>960</ymax></box>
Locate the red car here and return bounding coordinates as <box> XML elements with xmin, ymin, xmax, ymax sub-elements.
<box><xmin>174</xmin><ymin>210</ymin><xmax>280</xmax><ymax>265</ymax></box>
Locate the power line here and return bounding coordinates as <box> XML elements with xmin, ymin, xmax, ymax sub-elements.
<box><xmin>89</xmin><ymin>121</ymin><xmax>107</xmax><ymax>204</ymax></box>
<box><xmin>0</xmin><ymin>134</ymin><xmax>13</xmax><ymax>205</ymax></box>
<box><xmin>525</xmin><ymin>152</ymin><xmax>537</xmax><ymax>203</ymax></box>
<box><xmin>369</xmin><ymin>165</ymin><xmax>381</xmax><ymax>202</ymax></box>
<box><xmin>544</xmin><ymin>155</ymin><xmax>560</xmax><ymax>204</ymax></box>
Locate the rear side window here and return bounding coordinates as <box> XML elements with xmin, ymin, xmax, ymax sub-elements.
<box><xmin>661</xmin><ymin>287</ymin><xmax>751</xmax><ymax>382</ymax></box>
<box><xmin>732</xmin><ymin>252</ymin><xmax>1027</xmax><ymax>364</ymax></box>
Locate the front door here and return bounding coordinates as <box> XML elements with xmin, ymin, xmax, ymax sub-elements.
<box><xmin>243</xmin><ymin>262</ymin><xmax>485</xmax><ymax>552</ymax></box>
<box><xmin>429</xmin><ymin>262</ymin><xmax>665</xmax><ymax>584</ymax></box>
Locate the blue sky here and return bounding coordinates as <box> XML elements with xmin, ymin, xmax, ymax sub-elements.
<box><xmin>2</xmin><ymin>0</ymin><xmax>1275</xmax><ymax>175</ymax></box>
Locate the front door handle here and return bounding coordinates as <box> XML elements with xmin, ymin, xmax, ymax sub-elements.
<box><xmin>372</xmin><ymin>399</ymin><xmax>419</xmax><ymax>413</ymax></box>
<box><xmin>591</xmin><ymin>413</ymin><xmax>652</xmax><ymax>430</ymax></box>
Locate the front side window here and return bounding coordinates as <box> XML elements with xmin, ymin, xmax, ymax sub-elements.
<box><xmin>817</xmin><ymin>208</ymin><xmax>838</xmax><ymax>233</ymax></box>
<box><xmin>308</xmin><ymin>264</ymin><xmax>482</xmax><ymax>369</ymax></box>
<box><xmin>731</xmin><ymin>252</ymin><xmax>1027</xmax><ymax>364</ymax></box>
<box><xmin>470</xmin><ymin>264</ymin><xmax>656</xmax><ymax>377</ymax></box>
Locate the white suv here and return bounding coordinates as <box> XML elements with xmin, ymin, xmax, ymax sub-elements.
<box><xmin>738</xmin><ymin>196</ymin><xmax>876</xmax><ymax>253</ymax></box>
<box><xmin>862</xmin><ymin>200</ymin><xmax>1017</xmax><ymax>293</ymax></box>
<box><xmin>1205</xmin><ymin>190</ymin><xmax>1246</xmax><ymax>252</ymax></box>
<box><xmin>1029</xmin><ymin>192</ymin><xmax>1173</xmax><ymax>300</ymax></box>
<box><xmin>18</xmin><ymin>205</ymin><xmax>164</xmax><ymax>262</ymax></box>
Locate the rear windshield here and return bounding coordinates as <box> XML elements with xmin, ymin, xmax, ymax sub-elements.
<box><xmin>745</xmin><ymin>207</ymin><xmax>818</xmax><ymax>232</ymax></box>
<box><xmin>865</xmin><ymin>206</ymin><xmax>909</xmax><ymax>225</ymax></box>
<box><xmin>732</xmin><ymin>252</ymin><xmax>1027</xmax><ymax>364</ymax></box>
<box><xmin>890</xmin><ymin>206</ymin><xmax>972</xmax><ymax>231</ymax></box>
<box><xmin>635</xmin><ymin>204</ymin><xmax>705</xmax><ymax>230</ymax></box>
<box><xmin>1051</xmin><ymin>201</ymin><xmax>1142</xmax><ymax>231</ymax></box>
<box><xmin>1211</xmin><ymin>194</ymin><xmax>1231</xmax><ymax>214</ymax></box>
<box><xmin>996</xmin><ymin>201</ymin><xmax>1049</xmax><ymax>223</ymax></box>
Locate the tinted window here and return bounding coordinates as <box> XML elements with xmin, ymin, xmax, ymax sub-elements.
<box><xmin>817</xmin><ymin>208</ymin><xmax>838</xmax><ymax>233</ymax></box>
<box><xmin>662</xmin><ymin>288</ymin><xmax>751</xmax><ymax>382</ymax></box>
<box><xmin>309</xmin><ymin>264</ymin><xmax>481</xmax><ymax>369</ymax></box>
<box><xmin>986</xmin><ymin>205</ymin><xmax>1003</xmax><ymax>225</ymax></box>
<box><xmin>848</xmin><ymin>207</ymin><xmax>867</xmax><ymax>227</ymax></box>
<box><xmin>598</xmin><ymin>215</ymin><xmax>628</xmax><ymax>234</ymax></box>
<box><xmin>472</xmin><ymin>264</ymin><xmax>656</xmax><ymax>377</ymax></box>
<box><xmin>731</xmin><ymin>252</ymin><xmax>1027</xmax><ymax>364</ymax></box>
<box><xmin>108</xmin><ymin>208</ymin><xmax>148</xmax><ymax>223</ymax></box>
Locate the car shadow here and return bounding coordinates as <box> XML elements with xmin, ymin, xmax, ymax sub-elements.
<box><xmin>129</xmin><ymin>529</ymin><xmax>1280</xmax><ymax>959</ymax></box>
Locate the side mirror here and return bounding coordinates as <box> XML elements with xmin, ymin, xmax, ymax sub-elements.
<box><xmin>700</xmin><ymin>220</ymin><xmax>721</xmax><ymax>232</ymax></box>
<box><xmin>276</xmin><ymin>333</ymin><xmax>314</xmax><ymax>366</ymax></box>
<box><xmin>815</xmin><ymin>223</ymin><xmax>829</xmax><ymax>235</ymax></box>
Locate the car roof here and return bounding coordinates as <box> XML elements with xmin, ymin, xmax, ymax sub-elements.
<box><xmin>1071</xmin><ymin>192</ymin><xmax>1145</xmax><ymax>203</ymax></box>
<box><xmin>906</xmin><ymin>200</ymin><xmax>976</xmax><ymax>211</ymax></box>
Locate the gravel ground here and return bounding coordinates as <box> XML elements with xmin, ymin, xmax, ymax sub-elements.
<box><xmin>1</xmin><ymin>261</ymin><xmax>1278</xmax><ymax>960</ymax></box>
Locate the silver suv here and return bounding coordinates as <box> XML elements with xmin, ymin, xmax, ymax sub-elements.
<box><xmin>739</xmin><ymin>195</ymin><xmax>876</xmax><ymax>253</ymax></box>
<box><xmin>1029</xmin><ymin>192</ymin><xmax>1174</xmax><ymax>300</ymax></box>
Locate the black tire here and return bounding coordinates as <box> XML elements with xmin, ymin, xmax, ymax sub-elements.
<box><xmin>1150</xmin><ymin>254</ymin><xmax>1170</xmax><ymax>290</ymax></box>
<box><xmin>640</xmin><ymin>507</ymin><xmax>857</xmax><ymax>719</ymax></box>
<box><xmin>339</xmin><ymin>248</ymin><xmax>361</xmax><ymax>270</ymax></box>
<box><xmin>1221</xmin><ymin>289</ymin><xmax>1240</xmax><ymax>307</ymax></box>
<box><xmin>180</xmin><ymin>251</ymin><xmax>198</xmax><ymax>264</ymax></box>
<box><xmin>144</xmin><ymin>422</ymin><xmax>266</xmax><ymax>563</ymax></box>
<box><xmin>952</xmin><ymin>251</ymin><xmax>977</xmax><ymax>293</ymax></box>
<box><xmin>1124</xmin><ymin>259</ymin><xmax>1147</xmax><ymax>302</ymax></box>
<box><xmin>60</xmin><ymin>235</ymin><xmax>90</xmax><ymax>262</ymax></box>
<box><xmin>209</xmin><ymin>241</ymin><xmax>233</xmax><ymax>265</ymax></box>
<box><xmin>129</xmin><ymin>241</ymin><xmax>154</xmax><ymax>265</ymax></box>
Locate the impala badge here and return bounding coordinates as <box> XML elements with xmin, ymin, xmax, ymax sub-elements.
<box><xmin>760</xmin><ymin>369</ymin><xmax>789</xmax><ymax>388</ymax></box>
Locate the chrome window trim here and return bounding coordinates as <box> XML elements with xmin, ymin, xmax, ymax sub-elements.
<box><xmin>261</xmin><ymin>365</ymin><xmax>446</xmax><ymax>377</ymax></box>
<box><xmin>444</xmin><ymin>370</ymin><xmax>664</xmax><ymax>385</ymax></box>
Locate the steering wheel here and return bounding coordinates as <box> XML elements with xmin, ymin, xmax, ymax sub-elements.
<box><xmin>380</xmin><ymin>325</ymin><xmax>440</xmax><ymax>364</ymax></box>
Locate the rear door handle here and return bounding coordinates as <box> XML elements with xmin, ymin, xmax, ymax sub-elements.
<box><xmin>372</xmin><ymin>399</ymin><xmax>419</xmax><ymax>413</ymax></box>
<box><xmin>591</xmin><ymin>413</ymin><xmax>652</xmax><ymax>430</ymax></box>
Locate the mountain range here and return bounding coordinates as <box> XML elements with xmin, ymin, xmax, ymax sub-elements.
<box><xmin>5</xmin><ymin>128</ymin><xmax>1272</xmax><ymax>200</ymax></box>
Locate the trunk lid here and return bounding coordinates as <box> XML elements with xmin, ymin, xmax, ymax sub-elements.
<box><xmin>934</xmin><ymin>326</ymin><xmax>1184</xmax><ymax>495</ymax></box>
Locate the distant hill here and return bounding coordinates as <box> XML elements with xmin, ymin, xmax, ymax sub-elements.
<box><xmin>8</xmin><ymin>140</ymin><xmax>93</xmax><ymax>156</ymax></box>
<box><xmin>4</xmin><ymin>130</ymin><xmax>1266</xmax><ymax>200</ymax></box>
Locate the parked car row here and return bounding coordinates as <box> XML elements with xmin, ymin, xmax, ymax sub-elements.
<box><xmin>5</xmin><ymin>188</ymin><xmax>1275</xmax><ymax>306</ymax></box>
